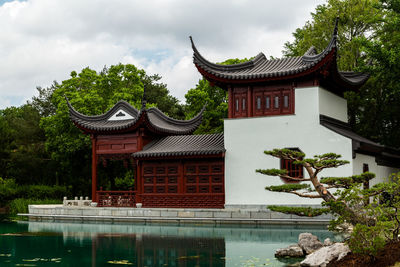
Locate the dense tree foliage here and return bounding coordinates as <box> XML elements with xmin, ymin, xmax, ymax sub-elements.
<box><xmin>346</xmin><ymin>0</ymin><xmax>400</xmax><ymax>148</ymax></box>
<box><xmin>184</xmin><ymin>79</ymin><xmax>227</xmax><ymax>134</ymax></box>
<box><xmin>283</xmin><ymin>0</ymin><xmax>383</xmax><ymax>70</ymax></box>
<box><xmin>0</xmin><ymin>104</ymin><xmax>54</xmax><ymax>185</ymax></box>
<box><xmin>0</xmin><ymin>64</ymin><xmax>185</xmax><ymax>197</ymax></box>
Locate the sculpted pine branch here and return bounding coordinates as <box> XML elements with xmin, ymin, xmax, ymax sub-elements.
<box><xmin>257</xmin><ymin>148</ymin><xmax>378</xmax><ymax>221</ymax></box>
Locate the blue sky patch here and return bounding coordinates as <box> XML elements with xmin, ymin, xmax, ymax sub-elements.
<box><xmin>0</xmin><ymin>0</ymin><xmax>25</xmax><ymax>6</ymax></box>
<box><xmin>132</xmin><ymin>48</ymin><xmax>174</xmax><ymax>65</ymax></box>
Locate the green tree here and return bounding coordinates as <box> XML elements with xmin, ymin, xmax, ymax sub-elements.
<box><xmin>185</xmin><ymin>58</ymin><xmax>252</xmax><ymax>134</ymax></box>
<box><xmin>283</xmin><ymin>0</ymin><xmax>400</xmax><ymax>148</ymax></box>
<box><xmin>256</xmin><ymin>148</ymin><xmax>375</xmax><ymax>224</ymax></box>
<box><xmin>283</xmin><ymin>0</ymin><xmax>382</xmax><ymax>70</ymax></box>
<box><xmin>257</xmin><ymin>150</ymin><xmax>400</xmax><ymax>258</ymax></box>
<box><xmin>142</xmin><ymin>74</ymin><xmax>185</xmax><ymax>119</ymax></box>
<box><xmin>184</xmin><ymin>79</ymin><xmax>227</xmax><ymax>134</ymax></box>
<box><xmin>329</xmin><ymin>172</ymin><xmax>400</xmax><ymax>258</ymax></box>
<box><xmin>39</xmin><ymin>64</ymin><xmax>184</xmax><ymax>195</ymax></box>
<box><xmin>0</xmin><ymin>104</ymin><xmax>53</xmax><ymax>185</ymax></box>
<box><xmin>0</xmin><ymin>113</ymin><xmax>12</xmax><ymax>177</ymax></box>
<box><xmin>346</xmin><ymin>0</ymin><xmax>400</xmax><ymax>148</ymax></box>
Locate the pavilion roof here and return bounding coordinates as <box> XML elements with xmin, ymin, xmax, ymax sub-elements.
<box><xmin>67</xmin><ymin>99</ymin><xmax>205</xmax><ymax>135</ymax></box>
<box><xmin>191</xmin><ymin>18</ymin><xmax>369</xmax><ymax>92</ymax></box>
<box><xmin>132</xmin><ymin>133</ymin><xmax>225</xmax><ymax>158</ymax></box>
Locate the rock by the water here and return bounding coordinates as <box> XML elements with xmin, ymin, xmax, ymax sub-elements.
<box><xmin>275</xmin><ymin>244</ymin><xmax>304</xmax><ymax>258</ymax></box>
<box><xmin>300</xmin><ymin>242</ymin><xmax>350</xmax><ymax>267</ymax></box>
<box><xmin>298</xmin><ymin>233</ymin><xmax>323</xmax><ymax>254</ymax></box>
<box><xmin>323</xmin><ymin>238</ymin><xmax>333</xmax><ymax>246</ymax></box>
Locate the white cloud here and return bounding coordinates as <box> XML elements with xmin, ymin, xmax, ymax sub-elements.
<box><xmin>0</xmin><ymin>0</ymin><xmax>326</xmax><ymax>109</ymax></box>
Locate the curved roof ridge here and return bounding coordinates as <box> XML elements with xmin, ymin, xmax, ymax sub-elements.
<box><xmin>66</xmin><ymin>97</ymin><xmax>139</xmax><ymax>122</ymax></box>
<box><xmin>191</xmin><ymin>17</ymin><xmax>368</xmax><ymax>91</ymax></box>
<box><xmin>303</xmin><ymin>46</ymin><xmax>318</xmax><ymax>56</ymax></box>
<box><xmin>190</xmin><ymin>36</ymin><xmax>264</xmax><ymax>71</ymax></box>
<box><xmin>66</xmin><ymin>97</ymin><xmax>204</xmax><ymax>135</ymax></box>
<box><xmin>146</xmin><ymin>104</ymin><xmax>206</xmax><ymax>125</ymax></box>
<box><xmin>302</xmin><ymin>17</ymin><xmax>339</xmax><ymax>63</ymax></box>
<box><xmin>144</xmin><ymin>104</ymin><xmax>206</xmax><ymax>134</ymax></box>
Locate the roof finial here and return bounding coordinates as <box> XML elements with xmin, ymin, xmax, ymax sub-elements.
<box><xmin>189</xmin><ymin>36</ymin><xmax>201</xmax><ymax>55</ymax></box>
<box><xmin>141</xmin><ymin>84</ymin><xmax>147</xmax><ymax>110</ymax></box>
<box><xmin>333</xmin><ymin>16</ymin><xmax>339</xmax><ymax>38</ymax></box>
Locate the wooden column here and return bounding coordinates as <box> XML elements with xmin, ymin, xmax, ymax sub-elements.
<box><xmin>178</xmin><ymin>160</ymin><xmax>184</xmax><ymax>194</ymax></box>
<box><xmin>247</xmin><ymin>86</ymin><xmax>253</xmax><ymax>117</ymax></box>
<box><xmin>228</xmin><ymin>86</ymin><xmax>233</xmax><ymax>118</ymax></box>
<box><xmin>136</xmin><ymin>160</ymin><xmax>142</xmax><ymax>203</ymax></box>
<box><xmin>137</xmin><ymin>128</ymin><xmax>144</xmax><ymax>150</ymax></box>
<box><xmin>91</xmin><ymin>135</ymin><xmax>97</xmax><ymax>202</ymax></box>
<box><xmin>135</xmin><ymin>128</ymin><xmax>145</xmax><ymax>205</ymax></box>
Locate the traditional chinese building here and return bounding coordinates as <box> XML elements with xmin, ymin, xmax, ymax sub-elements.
<box><xmin>67</xmin><ymin>99</ymin><xmax>225</xmax><ymax>208</ymax></box>
<box><xmin>68</xmin><ymin>19</ymin><xmax>400</xmax><ymax>209</ymax></box>
<box><xmin>191</xmin><ymin>18</ymin><xmax>400</xmax><ymax>208</ymax></box>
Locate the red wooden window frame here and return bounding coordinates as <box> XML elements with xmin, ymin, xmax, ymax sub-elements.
<box><xmin>233</xmin><ymin>88</ymin><xmax>248</xmax><ymax>118</ymax></box>
<box><xmin>280</xmin><ymin>148</ymin><xmax>303</xmax><ymax>183</ymax></box>
<box><xmin>254</xmin><ymin>92</ymin><xmax>263</xmax><ymax>116</ymax></box>
<box><xmin>253</xmin><ymin>86</ymin><xmax>294</xmax><ymax>117</ymax></box>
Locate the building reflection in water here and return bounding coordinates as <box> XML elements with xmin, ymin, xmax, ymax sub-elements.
<box><xmin>0</xmin><ymin>221</ymin><xmax>336</xmax><ymax>267</ymax></box>
<box><xmin>90</xmin><ymin>232</ymin><xmax>225</xmax><ymax>267</ymax></box>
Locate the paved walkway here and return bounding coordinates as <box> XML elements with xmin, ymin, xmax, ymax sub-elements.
<box><xmin>19</xmin><ymin>205</ymin><xmax>332</xmax><ymax>225</ymax></box>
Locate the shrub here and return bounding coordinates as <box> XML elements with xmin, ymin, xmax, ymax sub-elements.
<box><xmin>329</xmin><ymin>172</ymin><xmax>400</xmax><ymax>256</ymax></box>
<box><xmin>8</xmin><ymin>198</ymin><xmax>61</xmax><ymax>219</ymax></box>
<box><xmin>115</xmin><ymin>170</ymin><xmax>135</xmax><ymax>190</ymax></box>
<box><xmin>16</xmin><ymin>184</ymin><xmax>70</xmax><ymax>200</ymax></box>
<box><xmin>0</xmin><ymin>178</ymin><xmax>18</xmax><ymax>204</ymax></box>
<box><xmin>347</xmin><ymin>223</ymin><xmax>386</xmax><ymax>257</ymax></box>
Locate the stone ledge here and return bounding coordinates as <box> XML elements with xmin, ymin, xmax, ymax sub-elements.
<box><xmin>19</xmin><ymin>213</ymin><xmax>330</xmax><ymax>226</ymax></box>
<box><xmin>26</xmin><ymin>204</ymin><xmax>333</xmax><ymax>225</ymax></box>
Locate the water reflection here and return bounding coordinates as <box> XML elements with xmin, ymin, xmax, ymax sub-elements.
<box><xmin>0</xmin><ymin>221</ymin><xmax>337</xmax><ymax>267</ymax></box>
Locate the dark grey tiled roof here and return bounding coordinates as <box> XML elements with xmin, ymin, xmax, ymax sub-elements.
<box><xmin>132</xmin><ymin>133</ymin><xmax>225</xmax><ymax>158</ymax></box>
<box><xmin>191</xmin><ymin>19</ymin><xmax>368</xmax><ymax>87</ymax></box>
<box><xmin>145</xmin><ymin>107</ymin><xmax>204</xmax><ymax>135</ymax></box>
<box><xmin>320</xmin><ymin>115</ymin><xmax>400</xmax><ymax>167</ymax></box>
<box><xmin>320</xmin><ymin>115</ymin><xmax>382</xmax><ymax>148</ymax></box>
<box><xmin>67</xmin><ymin>98</ymin><xmax>204</xmax><ymax>135</ymax></box>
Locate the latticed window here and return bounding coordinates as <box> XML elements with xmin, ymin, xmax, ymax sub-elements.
<box><xmin>280</xmin><ymin>148</ymin><xmax>303</xmax><ymax>183</ymax></box>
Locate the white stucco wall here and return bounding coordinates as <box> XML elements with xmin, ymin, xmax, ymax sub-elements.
<box><xmin>318</xmin><ymin>87</ymin><xmax>348</xmax><ymax>122</ymax></box>
<box><xmin>353</xmin><ymin>153</ymin><xmax>399</xmax><ymax>187</ymax></box>
<box><xmin>224</xmin><ymin>86</ymin><xmax>354</xmax><ymax>206</ymax></box>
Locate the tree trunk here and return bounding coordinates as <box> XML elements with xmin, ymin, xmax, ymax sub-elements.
<box><xmin>304</xmin><ymin>164</ymin><xmax>336</xmax><ymax>202</ymax></box>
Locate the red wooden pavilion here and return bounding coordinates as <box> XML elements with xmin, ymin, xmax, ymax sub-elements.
<box><xmin>67</xmin><ymin>98</ymin><xmax>225</xmax><ymax>208</ymax></box>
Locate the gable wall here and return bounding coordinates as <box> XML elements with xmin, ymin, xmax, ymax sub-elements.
<box><xmin>318</xmin><ymin>87</ymin><xmax>348</xmax><ymax>122</ymax></box>
<box><xmin>224</xmin><ymin>86</ymin><xmax>354</xmax><ymax>206</ymax></box>
<box><xmin>353</xmin><ymin>153</ymin><xmax>400</xmax><ymax>187</ymax></box>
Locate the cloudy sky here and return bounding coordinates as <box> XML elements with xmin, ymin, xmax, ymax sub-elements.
<box><xmin>0</xmin><ymin>0</ymin><xmax>326</xmax><ymax>109</ymax></box>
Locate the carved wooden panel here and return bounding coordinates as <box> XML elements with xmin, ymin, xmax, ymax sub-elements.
<box><xmin>96</xmin><ymin>133</ymin><xmax>138</xmax><ymax>154</ymax></box>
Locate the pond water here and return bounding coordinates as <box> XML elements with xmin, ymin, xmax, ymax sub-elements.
<box><xmin>0</xmin><ymin>221</ymin><xmax>338</xmax><ymax>267</ymax></box>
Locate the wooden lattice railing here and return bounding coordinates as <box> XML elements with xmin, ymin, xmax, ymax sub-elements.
<box><xmin>96</xmin><ymin>190</ymin><xmax>136</xmax><ymax>207</ymax></box>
